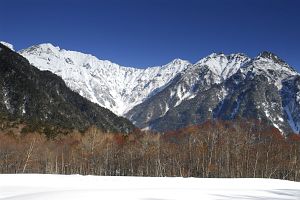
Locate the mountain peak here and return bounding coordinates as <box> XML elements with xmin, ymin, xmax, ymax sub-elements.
<box><xmin>19</xmin><ymin>43</ymin><xmax>60</xmax><ymax>55</ymax></box>
<box><xmin>197</xmin><ymin>52</ymin><xmax>250</xmax><ymax>63</ymax></box>
<box><xmin>195</xmin><ymin>52</ymin><xmax>250</xmax><ymax>80</ymax></box>
<box><xmin>257</xmin><ymin>51</ymin><xmax>284</xmax><ymax>62</ymax></box>
<box><xmin>254</xmin><ymin>51</ymin><xmax>297</xmax><ymax>73</ymax></box>
<box><xmin>168</xmin><ymin>58</ymin><xmax>190</xmax><ymax>66</ymax></box>
<box><xmin>207</xmin><ymin>52</ymin><xmax>225</xmax><ymax>58</ymax></box>
<box><xmin>37</xmin><ymin>43</ymin><xmax>59</xmax><ymax>49</ymax></box>
<box><xmin>228</xmin><ymin>53</ymin><xmax>248</xmax><ymax>59</ymax></box>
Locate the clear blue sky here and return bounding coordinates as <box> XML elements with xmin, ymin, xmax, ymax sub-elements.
<box><xmin>1</xmin><ymin>0</ymin><xmax>299</xmax><ymax>69</ymax></box>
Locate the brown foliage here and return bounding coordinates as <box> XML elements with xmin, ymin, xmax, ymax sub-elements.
<box><xmin>0</xmin><ymin>120</ymin><xmax>300</xmax><ymax>181</ymax></box>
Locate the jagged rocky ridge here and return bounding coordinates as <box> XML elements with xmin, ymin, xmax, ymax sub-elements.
<box><xmin>0</xmin><ymin>43</ymin><xmax>135</xmax><ymax>135</ymax></box>
<box><xmin>18</xmin><ymin>43</ymin><xmax>300</xmax><ymax>134</ymax></box>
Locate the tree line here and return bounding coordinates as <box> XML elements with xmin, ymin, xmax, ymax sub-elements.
<box><xmin>0</xmin><ymin>120</ymin><xmax>300</xmax><ymax>181</ymax></box>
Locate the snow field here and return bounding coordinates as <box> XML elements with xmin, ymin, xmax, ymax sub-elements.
<box><xmin>0</xmin><ymin>174</ymin><xmax>300</xmax><ymax>200</ymax></box>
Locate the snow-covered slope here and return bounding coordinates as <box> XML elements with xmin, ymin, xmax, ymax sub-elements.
<box><xmin>176</xmin><ymin>53</ymin><xmax>251</xmax><ymax>103</ymax></box>
<box><xmin>19</xmin><ymin>44</ymin><xmax>190</xmax><ymax>115</ymax></box>
<box><xmin>196</xmin><ymin>53</ymin><xmax>251</xmax><ymax>81</ymax></box>
<box><xmin>0</xmin><ymin>41</ymin><xmax>14</xmax><ymax>51</ymax></box>
<box><xmin>1</xmin><ymin>174</ymin><xmax>300</xmax><ymax>200</ymax></box>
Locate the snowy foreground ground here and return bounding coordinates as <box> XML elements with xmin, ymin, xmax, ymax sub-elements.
<box><xmin>1</xmin><ymin>175</ymin><xmax>300</xmax><ymax>200</ymax></box>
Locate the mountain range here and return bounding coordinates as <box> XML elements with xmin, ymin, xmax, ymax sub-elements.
<box><xmin>2</xmin><ymin>41</ymin><xmax>300</xmax><ymax>135</ymax></box>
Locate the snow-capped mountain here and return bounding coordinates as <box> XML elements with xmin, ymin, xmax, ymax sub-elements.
<box><xmin>19</xmin><ymin>44</ymin><xmax>190</xmax><ymax>115</ymax></box>
<box><xmin>18</xmin><ymin>43</ymin><xmax>300</xmax><ymax>134</ymax></box>
<box><xmin>126</xmin><ymin>52</ymin><xmax>299</xmax><ymax>133</ymax></box>
<box><xmin>126</xmin><ymin>53</ymin><xmax>251</xmax><ymax>129</ymax></box>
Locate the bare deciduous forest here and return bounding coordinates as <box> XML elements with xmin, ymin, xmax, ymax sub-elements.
<box><xmin>1</xmin><ymin>120</ymin><xmax>300</xmax><ymax>181</ymax></box>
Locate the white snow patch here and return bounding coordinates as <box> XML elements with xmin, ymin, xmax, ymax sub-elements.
<box><xmin>22</xmin><ymin>106</ymin><xmax>26</xmax><ymax>115</ymax></box>
<box><xmin>2</xmin><ymin>88</ymin><xmax>12</xmax><ymax>112</ymax></box>
<box><xmin>141</xmin><ymin>126</ymin><xmax>150</xmax><ymax>131</ymax></box>
<box><xmin>264</xmin><ymin>109</ymin><xmax>270</xmax><ymax>118</ymax></box>
<box><xmin>0</xmin><ymin>175</ymin><xmax>300</xmax><ymax>200</ymax></box>
<box><xmin>160</xmin><ymin>102</ymin><xmax>169</xmax><ymax>117</ymax></box>
<box><xmin>273</xmin><ymin>123</ymin><xmax>283</xmax><ymax>133</ymax></box>
<box><xmin>263</xmin><ymin>105</ymin><xmax>284</xmax><ymax>133</ymax></box>
<box><xmin>278</xmin><ymin>116</ymin><xmax>284</xmax><ymax>122</ymax></box>
<box><xmin>0</xmin><ymin>41</ymin><xmax>14</xmax><ymax>51</ymax></box>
